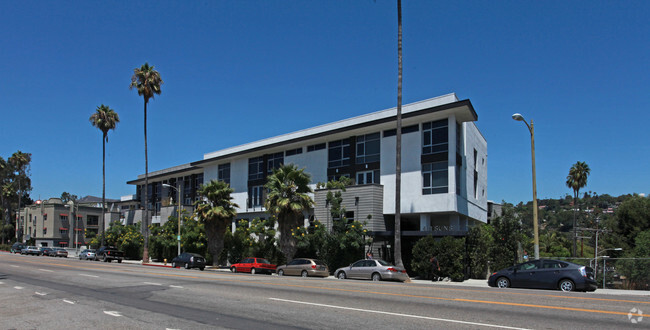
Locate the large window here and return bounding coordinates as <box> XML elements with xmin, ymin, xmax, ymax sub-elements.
<box><xmin>218</xmin><ymin>163</ymin><xmax>231</xmax><ymax>184</ymax></box>
<box><xmin>249</xmin><ymin>185</ymin><xmax>264</xmax><ymax>208</ymax></box>
<box><xmin>422</xmin><ymin>119</ymin><xmax>448</xmax><ymax>155</ymax></box>
<box><xmin>356</xmin><ymin>170</ymin><xmax>379</xmax><ymax>185</ymax></box>
<box><xmin>267</xmin><ymin>152</ymin><xmax>284</xmax><ymax>174</ymax></box>
<box><xmin>422</xmin><ymin>161</ymin><xmax>448</xmax><ymax>195</ymax></box>
<box><xmin>248</xmin><ymin>157</ymin><xmax>264</xmax><ymax>180</ymax></box>
<box><xmin>356</xmin><ymin>133</ymin><xmax>380</xmax><ymax>164</ymax></box>
<box><xmin>328</xmin><ymin>139</ymin><xmax>351</xmax><ymax>168</ymax></box>
<box><xmin>87</xmin><ymin>215</ymin><xmax>99</xmax><ymax>226</ymax></box>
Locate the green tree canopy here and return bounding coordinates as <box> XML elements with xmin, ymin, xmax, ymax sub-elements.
<box><xmin>195</xmin><ymin>180</ymin><xmax>238</xmax><ymax>266</ymax></box>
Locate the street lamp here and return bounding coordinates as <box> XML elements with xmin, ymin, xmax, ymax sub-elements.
<box><xmin>596</xmin><ymin>247</ymin><xmax>622</xmax><ymax>288</ymax></box>
<box><xmin>65</xmin><ymin>201</ymin><xmax>80</xmax><ymax>255</ymax></box>
<box><xmin>162</xmin><ymin>183</ymin><xmax>182</xmax><ymax>256</ymax></box>
<box><xmin>512</xmin><ymin>113</ymin><xmax>539</xmax><ymax>260</ymax></box>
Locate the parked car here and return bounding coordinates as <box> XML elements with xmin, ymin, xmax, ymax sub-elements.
<box><xmin>171</xmin><ymin>252</ymin><xmax>206</xmax><ymax>271</ymax></box>
<box><xmin>276</xmin><ymin>258</ymin><xmax>329</xmax><ymax>277</ymax></box>
<box><xmin>21</xmin><ymin>246</ymin><xmax>41</xmax><ymax>256</ymax></box>
<box><xmin>487</xmin><ymin>259</ymin><xmax>597</xmax><ymax>292</ymax></box>
<box><xmin>48</xmin><ymin>247</ymin><xmax>68</xmax><ymax>258</ymax></box>
<box><xmin>334</xmin><ymin>259</ymin><xmax>409</xmax><ymax>282</ymax></box>
<box><xmin>11</xmin><ymin>243</ymin><xmax>25</xmax><ymax>254</ymax></box>
<box><xmin>94</xmin><ymin>246</ymin><xmax>124</xmax><ymax>263</ymax></box>
<box><xmin>39</xmin><ymin>247</ymin><xmax>54</xmax><ymax>256</ymax></box>
<box><xmin>79</xmin><ymin>249</ymin><xmax>96</xmax><ymax>260</ymax></box>
<box><xmin>230</xmin><ymin>257</ymin><xmax>276</xmax><ymax>274</ymax></box>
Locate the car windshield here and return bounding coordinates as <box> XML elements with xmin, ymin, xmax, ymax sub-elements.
<box><xmin>314</xmin><ymin>260</ymin><xmax>326</xmax><ymax>266</ymax></box>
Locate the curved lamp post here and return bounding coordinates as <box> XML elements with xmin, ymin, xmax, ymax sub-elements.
<box><xmin>162</xmin><ymin>183</ymin><xmax>182</xmax><ymax>256</ymax></box>
<box><xmin>597</xmin><ymin>247</ymin><xmax>622</xmax><ymax>288</ymax></box>
<box><xmin>512</xmin><ymin>113</ymin><xmax>539</xmax><ymax>260</ymax></box>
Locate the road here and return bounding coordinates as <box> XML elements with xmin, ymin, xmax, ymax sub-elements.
<box><xmin>1</xmin><ymin>253</ymin><xmax>647</xmax><ymax>329</ymax></box>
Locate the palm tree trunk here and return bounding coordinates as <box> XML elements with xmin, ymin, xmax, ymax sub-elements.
<box><xmin>142</xmin><ymin>100</ymin><xmax>150</xmax><ymax>262</ymax></box>
<box><xmin>394</xmin><ymin>0</ymin><xmax>404</xmax><ymax>268</ymax></box>
<box><xmin>572</xmin><ymin>190</ymin><xmax>578</xmax><ymax>257</ymax></box>
<box><xmin>101</xmin><ymin>135</ymin><xmax>106</xmax><ymax>247</ymax></box>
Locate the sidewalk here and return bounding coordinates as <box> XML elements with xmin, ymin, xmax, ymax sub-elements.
<box><xmin>128</xmin><ymin>259</ymin><xmax>648</xmax><ymax>296</ymax></box>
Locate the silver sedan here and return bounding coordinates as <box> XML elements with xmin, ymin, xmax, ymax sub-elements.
<box><xmin>79</xmin><ymin>249</ymin><xmax>96</xmax><ymax>260</ymax></box>
<box><xmin>335</xmin><ymin>259</ymin><xmax>409</xmax><ymax>282</ymax></box>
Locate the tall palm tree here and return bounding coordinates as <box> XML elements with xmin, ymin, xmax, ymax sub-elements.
<box><xmin>195</xmin><ymin>180</ymin><xmax>238</xmax><ymax>266</ymax></box>
<box><xmin>264</xmin><ymin>164</ymin><xmax>314</xmax><ymax>262</ymax></box>
<box><xmin>394</xmin><ymin>0</ymin><xmax>404</xmax><ymax>268</ymax></box>
<box><xmin>130</xmin><ymin>62</ymin><xmax>163</xmax><ymax>262</ymax></box>
<box><xmin>566</xmin><ymin>161</ymin><xmax>591</xmax><ymax>257</ymax></box>
<box><xmin>89</xmin><ymin>104</ymin><xmax>120</xmax><ymax>247</ymax></box>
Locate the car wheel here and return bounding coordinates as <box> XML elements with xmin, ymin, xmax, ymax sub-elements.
<box><xmin>496</xmin><ymin>277</ymin><xmax>510</xmax><ymax>288</ymax></box>
<box><xmin>301</xmin><ymin>270</ymin><xmax>308</xmax><ymax>278</ymax></box>
<box><xmin>559</xmin><ymin>279</ymin><xmax>575</xmax><ymax>292</ymax></box>
<box><xmin>199</xmin><ymin>267</ymin><xmax>205</xmax><ymax>271</ymax></box>
<box><xmin>251</xmin><ymin>268</ymin><xmax>257</xmax><ymax>275</ymax></box>
<box><xmin>172</xmin><ymin>262</ymin><xmax>177</xmax><ymax>268</ymax></box>
<box><xmin>184</xmin><ymin>263</ymin><xmax>190</xmax><ymax>269</ymax></box>
<box><xmin>278</xmin><ymin>269</ymin><xmax>284</xmax><ymax>276</ymax></box>
<box><xmin>372</xmin><ymin>273</ymin><xmax>381</xmax><ymax>281</ymax></box>
<box><xmin>117</xmin><ymin>259</ymin><xmax>122</xmax><ymax>263</ymax></box>
<box><xmin>337</xmin><ymin>271</ymin><xmax>347</xmax><ymax>279</ymax></box>
<box><xmin>231</xmin><ymin>267</ymin><xmax>236</xmax><ymax>273</ymax></box>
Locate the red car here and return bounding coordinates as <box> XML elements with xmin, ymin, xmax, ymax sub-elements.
<box><xmin>230</xmin><ymin>257</ymin><xmax>276</xmax><ymax>275</ymax></box>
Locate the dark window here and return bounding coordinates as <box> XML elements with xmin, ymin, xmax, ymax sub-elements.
<box><xmin>307</xmin><ymin>143</ymin><xmax>326</xmax><ymax>152</ymax></box>
<box><xmin>422</xmin><ymin>161</ymin><xmax>448</xmax><ymax>195</ymax></box>
<box><xmin>218</xmin><ymin>163</ymin><xmax>231</xmax><ymax>184</ymax></box>
<box><xmin>285</xmin><ymin>148</ymin><xmax>303</xmax><ymax>156</ymax></box>
<box><xmin>328</xmin><ymin>139</ymin><xmax>351</xmax><ymax>168</ymax></box>
<box><xmin>248</xmin><ymin>157</ymin><xmax>264</xmax><ymax>180</ymax></box>
<box><xmin>267</xmin><ymin>152</ymin><xmax>284</xmax><ymax>174</ymax></box>
<box><xmin>356</xmin><ymin>170</ymin><xmax>379</xmax><ymax>185</ymax></box>
<box><xmin>383</xmin><ymin>124</ymin><xmax>419</xmax><ymax>137</ymax></box>
<box><xmin>517</xmin><ymin>261</ymin><xmax>540</xmax><ymax>271</ymax></box>
<box><xmin>328</xmin><ymin>173</ymin><xmax>350</xmax><ymax>182</ymax></box>
<box><xmin>422</xmin><ymin>119</ymin><xmax>448</xmax><ymax>155</ymax></box>
<box><xmin>87</xmin><ymin>215</ymin><xmax>99</xmax><ymax>226</ymax></box>
<box><xmin>249</xmin><ymin>185</ymin><xmax>264</xmax><ymax>207</ymax></box>
<box><xmin>474</xmin><ymin>149</ymin><xmax>478</xmax><ymax>199</ymax></box>
<box><xmin>356</xmin><ymin>133</ymin><xmax>380</xmax><ymax>164</ymax></box>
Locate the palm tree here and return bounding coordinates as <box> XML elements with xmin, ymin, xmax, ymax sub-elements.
<box><xmin>394</xmin><ymin>0</ymin><xmax>404</xmax><ymax>268</ymax></box>
<box><xmin>264</xmin><ymin>164</ymin><xmax>314</xmax><ymax>262</ymax></box>
<box><xmin>195</xmin><ymin>180</ymin><xmax>238</xmax><ymax>266</ymax></box>
<box><xmin>130</xmin><ymin>62</ymin><xmax>163</xmax><ymax>262</ymax></box>
<box><xmin>566</xmin><ymin>161</ymin><xmax>591</xmax><ymax>257</ymax></box>
<box><xmin>89</xmin><ymin>104</ymin><xmax>120</xmax><ymax>247</ymax></box>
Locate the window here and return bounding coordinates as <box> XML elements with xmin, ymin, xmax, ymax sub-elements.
<box><xmin>456</xmin><ymin>122</ymin><xmax>462</xmax><ymax>154</ymax></box>
<box><xmin>517</xmin><ymin>261</ymin><xmax>540</xmax><ymax>271</ymax></box>
<box><xmin>249</xmin><ymin>185</ymin><xmax>264</xmax><ymax>208</ymax></box>
<box><xmin>422</xmin><ymin>119</ymin><xmax>448</xmax><ymax>155</ymax></box>
<box><xmin>356</xmin><ymin>133</ymin><xmax>380</xmax><ymax>164</ymax></box>
<box><xmin>43</xmin><ymin>227</ymin><xmax>47</xmax><ymax>235</ymax></box>
<box><xmin>267</xmin><ymin>152</ymin><xmax>284</xmax><ymax>174</ymax></box>
<box><xmin>60</xmin><ymin>228</ymin><xmax>68</xmax><ymax>235</ymax></box>
<box><xmin>43</xmin><ymin>214</ymin><xmax>47</xmax><ymax>221</ymax></box>
<box><xmin>285</xmin><ymin>147</ymin><xmax>303</xmax><ymax>156</ymax></box>
<box><xmin>356</xmin><ymin>170</ymin><xmax>379</xmax><ymax>185</ymax></box>
<box><xmin>328</xmin><ymin>173</ymin><xmax>350</xmax><ymax>182</ymax></box>
<box><xmin>328</xmin><ymin>139</ymin><xmax>351</xmax><ymax>168</ymax></box>
<box><xmin>87</xmin><ymin>215</ymin><xmax>99</xmax><ymax>226</ymax></box>
<box><xmin>307</xmin><ymin>143</ymin><xmax>326</xmax><ymax>152</ymax></box>
<box><xmin>60</xmin><ymin>215</ymin><xmax>68</xmax><ymax>222</ymax></box>
<box><xmin>218</xmin><ymin>163</ymin><xmax>231</xmax><ymax>184</ymax></box>
<box><xmin>422</xmin><ymin>161</ymin><xmax>448</xmax><ymax>195</ymax></box>
<box><xmin>383</xmin><ymin>124</ymin><xmax>419</xmax><ymax>137</ymax></box>
<box><xmin>248</xmin><ymin>157</ymin><xmax>264</xmax><ymax>180</ymax></box>
<box><xmin>474</xmin><ymin>149</ymin><xmax>478</xmax><ymax>199</ymax></box>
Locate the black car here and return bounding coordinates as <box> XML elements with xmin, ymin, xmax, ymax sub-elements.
<box><xmin>39</xmin><ymin>247</ymin><xmax>54</xmax><ymax>256</ymax></box>
<box><xmin>488</xmin><ymin>259</ymin><xmax>597</xmax><ymax>292</ymax></box>
<box><xmin>171</xmin><ymin>253</ymin><xmax>206</xmax><ymax>271</ymax></box>
<box><xmin>11</xmin><ymin>243</ymin><xmax>25</xmax><ymax>254</ymax></box>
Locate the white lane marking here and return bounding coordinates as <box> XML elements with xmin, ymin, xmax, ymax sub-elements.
<box><xmin>38</xmin><ymin>269</ymin><xmax>54</xmax><ymax>272</ymax></box>
<box><xmin>143</xmin><ymin>282</ymin><xmax>162</xmax><ymax>286</ymax></box>
<box><xmin>79</xmin><ymin>274</ymin><xmax>99</xmax><ymax>278</ymax></box>
<box><xmin>63</xmin><ymin>299</ymin><xmax>75</xmax><ymax>304</ymax></box>
<box><xmin>14</xmin><ymin>286</ymin><xmax>24</xmax><ymax>290</ymax></box>
<box><xmin>0</xmin><ymin>281</ymin><xmax>4</xmax><ymax>285</ymax></box>
<box><xmin>269</xmin><ymin>298</ymin><xmax>531</xmax><ymax>330</ymax></box>
<box><xmin>10</xmin><ymin>265</ymin><xmax>19</xmax><ymax>268</ymax></box>
<box><xmin>35</xmin><ymin>292</ymin><xmax>47</xmax><ymax>296</ymax></box>
<box><xmin>169</xmin><ymin>285</ymin><xmax>183</xmax><ymax>289</ymax></box>
<box><xmin>104</xmin><ymin>311</ymin><xmax>122</xmax><ymax>317</ymax></box>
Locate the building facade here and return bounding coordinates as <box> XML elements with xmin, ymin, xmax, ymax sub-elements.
<box><xmin>127</xmin><ymin>93</ymin><xmax>488</xmax><ymax>260</ymax></box>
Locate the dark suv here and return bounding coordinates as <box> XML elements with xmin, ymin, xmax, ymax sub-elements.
<box><xmin>11</xmin><ymin>243</ymin><xmax>25</xmax><ymax>254</ymax></box>
<box><xmin>488</xmin><ymin>259</ymin><xmax>597</xmax><ymax>292</ymax></box>
<box><xmin>94</xmin><ymin>246</ymin><xmax>124</xmax><ymax>263</ymax></box>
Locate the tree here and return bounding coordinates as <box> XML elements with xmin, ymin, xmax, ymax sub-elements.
<box><xmin>195</xmin><ymin>180</ymin><xmax>238</xmax><ymax>266</ymax></box>
<box><xmin>394</xmin><ymin>0</ymin><xmax>405</xmax><ymax>268</ymax></box>
<box><xmin>614</xmin><ymin>195</ymin><xmax>650</xmax><ymax>248</ymax></box>
<box><xmin>60</xmin><ymin>192</ymin><xmax>78</xmax><ymax>204</ymax></box>
<box><xmin>5</xmin><ymin>151</ymin><xmax>32</xmax><ymax>240</ymax></box>
<box><xmin>89</xmin><ymin>104</ymin><xmax>120</xmax><ymax>247</ymax></box>
<box><xmin>566</xmin><ymin>161</ymin><xmax>591</xmax><ymax>257</ymax></box>
<box><xmin>617</xmin><ymin>229</ymin><xmax>650</xmax><ymax>290</ymax></box>
<box><xmin>130</xmin><ymin>62</ymin><xmax>163</xmax><ymax>262</ymax></box>
<box><xmin>466</xmin><ymin>224</ymin><xmax>494</xmax><ymax>279</ymax></box>
<box><xmin>264</xmin><ymin>164</ymin><xmax>314</xmax><ymax>262</ymax></box>
<box><xmin>489</xmin><ymin>206</ymin><xmax>524</xmax><ymax>272</ymax></box>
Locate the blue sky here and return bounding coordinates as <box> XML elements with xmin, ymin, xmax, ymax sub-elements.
<box><xmin>1</xmin><ymin>1</ymin><xmax>648</xmax><ymax>204</ymax></box>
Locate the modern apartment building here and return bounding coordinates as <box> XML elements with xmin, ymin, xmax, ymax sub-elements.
<box><xmin>127</xmin><ymin>93</ymin><xmax>488</xmax><ymax>260</ymax></box>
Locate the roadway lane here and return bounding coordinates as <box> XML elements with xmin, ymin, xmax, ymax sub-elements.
<box><xmin>1</xmin><ymin>253</ymin><xmax>647</xmax><ymax>329</ymax></box>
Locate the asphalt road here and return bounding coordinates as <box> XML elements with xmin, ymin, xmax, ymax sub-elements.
<box><xmin>1</xmin><ymin>253</ymin><xmax>647</xmax><ymax>329</ymax></box>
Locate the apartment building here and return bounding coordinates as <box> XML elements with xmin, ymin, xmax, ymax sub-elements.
<box><xmin>127</xmin><ymin>93</ymin><xmax>488</xmax><ymax>259</ymax></box>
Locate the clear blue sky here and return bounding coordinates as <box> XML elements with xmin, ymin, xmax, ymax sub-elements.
<box><xmin>1</xmin><ymin>1</ymin><xmax>649</xmax><ymax>204</ymax></box>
